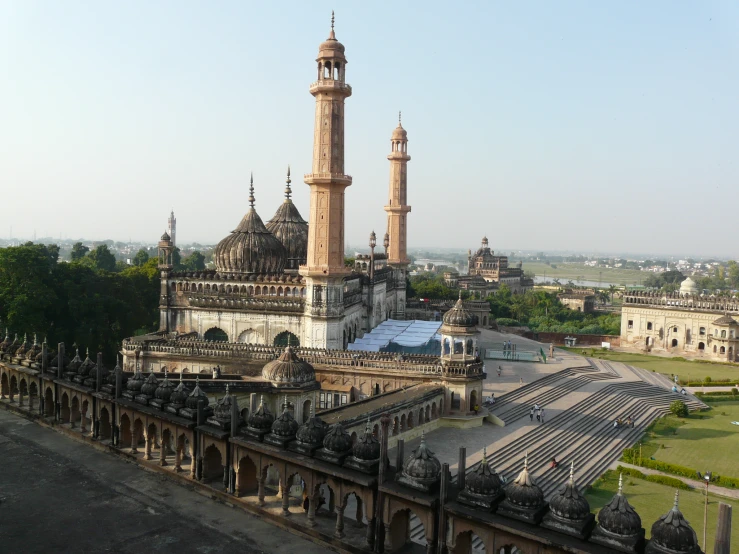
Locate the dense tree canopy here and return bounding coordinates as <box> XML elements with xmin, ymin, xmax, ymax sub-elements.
<box><xmin>70</xmin><ymin>242</ymin><xmax>89</xmax><ymax>261</ymax></box>
<box><xmin>0</xmin><ymin>244</ymin><xmax>159</xmax><ymax>361</ymax></box>
<box><xmin>133</xmin><ymin>248</ymin><xmax>150</xmax><ymax>267</ymax></box>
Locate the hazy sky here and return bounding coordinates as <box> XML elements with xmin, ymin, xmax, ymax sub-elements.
<box><xmin>2</xmin><ymin>1</ymin><xmax>738</xmax><ymax>256</ymax></box>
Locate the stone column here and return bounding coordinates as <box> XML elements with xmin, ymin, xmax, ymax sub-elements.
<box><xmin>307</xmin><ymin>492</ymin><xmax>318</xmax><ymax>527</ymax></box>
<box><xmin>384</xmin><ymin>523</ymin><xmax>393</xmax><ymax>552</ymax></box>
<box><xmin>174</xmin><ymin>445</ymin><xmax>182</xmax><ymax>472</ymax></box>
<box><xmin>144</xmin><ymin>433</ymin><xmax>152</xmax><ymax>460</ymax></box>
<box><xmin>281</xmin><ymin>477</ymin><xmax>291</xmax><ymax>516</ymax></box>
<box><xmin>131</xmin><ymin>430</ymin><xmax>138</xmax><ymax>454</ymax></box>
<box><xmin>18</xmin><ymin>387</ymin><xmax>24</xmax><ymax>407</ymax></box>
<box><xmin>334</xmin><ymin>502</ymin><xmax>346</xmax><ymax>539</ymax></box>
<box><xmin>80</xmin><ymin>408</ymin><xmax>86</xmax><ymax>432</ymax></box>
<box><xmin>257</xmin><ymin>475</ymin><xmax>266</xmax><ymax>506</ymax></box>
<box><xmin>159</xmin><ymin>441</ymin><xmax>167</xmax><ymax>466</ymax></box>
<box><xmin>222</xmin><ymin>466</ymin><xmax>229</xmax><ymax>490</ymax></box>
<box><xmin>190</xmin><ymin>448</ymin><xmax>197</xmax><ymax>479</ymax></box>
<box><xmin>365</xmin><ymin>518</ymin><xmax>375</xmax><ymax>550</ymax></box>
<box><xmin>457</xmin><ymin>448</ymin><xmax>466</xmax><ymax>491</ymax></box>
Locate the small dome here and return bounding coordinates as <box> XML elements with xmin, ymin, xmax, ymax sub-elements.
<box><xmin>140</xmin><ymin>372</ymin><xmax>159</xmax><ymax>397</ymax></box>
<box><xmin>352</xmin><ymin>420</ymin><xmax>380</xmax><ymax>461</ymax></box>
<box><xmin>67</xmin><ymin>347</ymin><xmax>83</xmax><ymax>374</ymax></box>
<box><xmin>465</xmin><ymin>448</ymin><xmax>503</xmax><ymax>497</ymax></box>
<box><xmin>647</xmin><ymin>491</ymin><xmax>700</xmax><ymax>553</ymax></box>
<box><xmin>88</xmin><ymin>358</ymin><xmax>109</xmax><ymax>383</ymax></box>
<box><xmin>25</xmin><ymin>334</ymin><xmax>42</xmax><ymax>361</ymax></box>
<box><xmin>212</xmin><ymin>385</ymin><xmax>234</xmax><ymax>421</ymax></box>
<box><xmin>213</xmin><ymin>177</ymin><xmax>287</xmax><ymax>275</ymax></box>
<box><xmin>318</xmin><ymin>17</ymin><xmax>346</xmax><ymax>59</ymax></box>
<box><xmin>597</xmin><ymin>474</ymin><xmax>642</xmax><ymax>537</ymax></box>
<box><xmin>154</xmin><ymin>371</ymin><xmax>177</xmax><ymax>401</ymax></box>
<box><xmin>391</xmin><ymin>123</ymin><xmax>407</xmax><ymax>141</ymax></box>
<box><xmin>548</xmin><ymin>463</ymin><xmax>591</xmax><ymax>521</ymax></box>
<box><xmin>266</xmin><ymin>168</ymin><xmax>308</xmax><ymax>270</ymax></box>
<box><xmin>184</xmin><ymin>377</ymin><xmax>209</xmax><ymax>410</ymax></box>
<box><xmin>322</xmin><ymin>423</ymin><xmax>352</xmax><ymax>453</ymax></box>
<box><xmin>160</xmin><ymin>231</ymin><xmax>171</xmax><ymax>242</ymax></box>
<box><xmin>15</xmin><ymin>334</ymin><xmax>31</xmax><ymax>358</ymax></box>
<box><xmin>270</xmin><ymin>401</ymin><xmax>299</xmax><ymax>438</ymax></box>
<box><xmin>261</xmin><ymin>346</ymin><xmax>316</xmax><ymax>385</ymax></box>
<box><xmin>442</xmin><ymin>292</ymin><xmax>476</xmax><ymax>328</ymax></box>
<box><xmin>679</xmin><ymin>277</ymin><xmax>699</xmax><ymax>295</ymax></box>
<box><xmin>105</xmin><ymin>359</ymin><xmax>122</xmax><ymax>386</ymax></box>
<box><xmin>504</xmin><ymin>454</ymin><xmax>545</xmax><ymax>509</ymax></box>
<box><xmin>126</xmin><ymin>367</ymin><xmax>145</xmax><ymax>391</ymax></box>
<box><xmin>402</xmin><ymin>432</ymin><xmax>441</xmax><ymax>485</ymax></box>
<box><xmin>77</xmin><ymin>349</ymin><xmax>97</xmax><ymax>377</ymax></box>
<box><xmin>169</xmin><ymin>374</ymin><xmax>191</xmax><ymax>405</ymax></box>
<box><xmin>0</xmin><ymin>329</ymin><xmax>11</xmax><ymax>352</ymax></box>
<box><xmin>712</xmin><ymin>314</ymin><xmax>737</xmax><ymax>326</ymax></box>
<box><xmin>247</xmin><ymin>396</ymin><xmax>274</xmax><ymax>432</ymax></box>
<box><xmin>296</xmin><ymin>411</ymin><xmax>328</xmax><ymax>445</ymax></box>
<box><xmin>5</xmin><ymin>334</ymin><xmax>20</xmax><ymax>356</ymax></box>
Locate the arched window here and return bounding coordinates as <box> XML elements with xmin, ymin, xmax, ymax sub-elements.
<box><xmin>273</xmin><ymin>331</ymin><xmax>299</xmax><ymax>348</ymax></box>
<box><xmin>204</xmin><ymin>327</ymin><xmax>228</xmax><ymax>342</ymax></box>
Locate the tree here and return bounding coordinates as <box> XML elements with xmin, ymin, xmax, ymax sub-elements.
<box><xmin>183</xmin><ymin>251</ymin><xmax>206</xmax><ymax>271</ymax></box>
<box><xmin>70</xmin><ymin>242</ymin><xmax>89</xmax><ymax>261</ymax></box>
<box><xmin>669</xmin><ymin>400</ymin><xmax>688</xmax><ymax>418</ymax></box>
<box><xmin>172</xmin><ymin>247</ymin><xmax>182</xmax><ymax>270</ymax></box>
<box><xmin>87</xmin><ymin>245</ymin><xmax>117</xmax><ymax>272</ymax></box>
<box><xmin>133</xmin><ymin>249</ymin><xmax>150</xmax><ymax>267</ymax></box>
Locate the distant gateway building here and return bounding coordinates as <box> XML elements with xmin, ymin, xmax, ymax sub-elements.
<box><xmin>621</xmin><ymin>277</ymin><xmax>739</xmax><ymax>362</ymax></box>
<box><xmin>445</xmin><ymin>237</ymin><xmax>532</xmax><ymax>294</ymax></box>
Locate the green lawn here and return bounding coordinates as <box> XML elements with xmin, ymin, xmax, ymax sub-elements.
<box><xmin>635</xmin><ymin>403</ymin><xmax>739</xmax><ymax>480</ymax></box>
<box><xmin>525</xmin><ymin>262</ymin><xmax>647</xmax><ymax>286</ymax></box>
<box><xmin>563</xmin><ymin>347</ymin><xmax>739</xmax><ymax>383</ymax></box>
<box><xmin>585</xmin><ymin>471</ymin><xmax>738</xmax><ymax>552</ymax></box>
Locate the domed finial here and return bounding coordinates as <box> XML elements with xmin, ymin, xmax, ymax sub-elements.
<box><xmin>524</xmin><ymin>450</ymin><xmax>529</xmax><ymax>469</ymax></box>
<box><xmin>458</xmin><ymin>290</ymin><xmax>463</xmax><ymax>301</ymax></box>
<box><xmin>618</xmin><ymin>473</ymin><xmax>623</xmax><ymax>495</ymax></box>
<box><xmin>569</xmin><ymin>461</ymin><xmax>575</xmax><ymax>484</ymax></box>
<box><xmin>398</xmin><ymin>110</ymin><xmax>402</xmax><ymax>126</ymax></box>
<box><xmin>672</xmin><ymin>489</ymin><xmax>679</xmax><ymax>511</ymax></box>
<box><xmin>284</xmin><ymin>165</ymin><xmax>292</xmax><ymax>200</ymax></box>
<box><xmin>331</xmin><ymin>10</ymin><xmax>335</xmax><ymax>31</ymax></box>
<box><xmin>225</xmin><ymin>383</ymin><xmax>230</xmax><ymax>395</ymax></box>
<box><xmin>482</xmin><ymin>446</ymin><xmax>488</xmax><ymax>465</ymax></box>
<box><xmin>248</xmin><ymin>172</ymin><xmax>255</xmax><ymax>209</ymax></box>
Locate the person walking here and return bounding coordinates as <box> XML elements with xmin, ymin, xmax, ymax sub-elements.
<box><xmin>529</xmin><ymin>407</ymin><xmax>534</xmax><ymax>422</ymax></box>
<box><xmin>497</xmin><ymin>365</ymin><xmax>502</xmax><ymax>377</ymax></box>
<box><xmin>540</xmin><ymin>408</ymin><xmax>545</xmax><ymax>424</ymax></box>
<box><xmin>519</xmin><ymin>377</ymin><xmax>524</xmax><ymax>387</ymax></box>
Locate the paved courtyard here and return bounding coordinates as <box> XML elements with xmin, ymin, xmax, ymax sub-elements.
<box><xmin>0</xmin><ymin>409</ymin><xmax>328</xmax><ymax>554</ymax></box>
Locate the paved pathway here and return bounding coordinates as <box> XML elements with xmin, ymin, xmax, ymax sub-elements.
<box><xmin>611</xmin><ymin>461</ymin><xmax>739</xmax><ymax>500</ymax></box>
<box><xmin>0</xmin><ymin>409</ymin><xmax>328</xmax><ymax>554</ymax></box>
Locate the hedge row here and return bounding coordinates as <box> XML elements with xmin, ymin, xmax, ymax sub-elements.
<box><xmin>616</xmin><ymin>465</ymin><xmax>692</xmax><ymax>490</ymax></box>
<box><xmin>699</xmin><ymin>396</ymin><xmax>739</xmax><ymax>403</ymax></box>
<box><xmin>679</xmin><ymin>379</ymin><xmax>737</xmax><ymax>386</ymax></box>
<box><xmin>694</xmin><ymin>389</ymin><xmax>738</xmax><ymax>397</ymax></box>
<box><xmin>621</xmin><ymin>450</ymin><xmax>739</xmax><ymax>489</ymax></box>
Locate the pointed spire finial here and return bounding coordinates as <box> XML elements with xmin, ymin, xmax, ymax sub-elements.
<box><xmin>673</xmin><ymin>489</ymin><xmax>679</xmax><ymax>511</ymax></box>
<box><xmin>399</xmin><ymin>110</ymin><xmax>402</xmax><ymax>126</ymax></box>
<box><xmin>618</xmin><ymin>473</ymin><xmax>623</xmax><ymax>494</ymax></box>
<box><xmin>569</xmin><ymin>461</ymin><xmax>575</xmax><ymax>484</ymax></box>
<box><xmin>331</xmin><ymin>10</ymin><xmax>335</xmax><ymax>31</ymax></box>
<box><xmin>225</xmin><ymin>383</ymin><xmax>230</xmax><ymax>395</ymax></box>
<box><xmin>482</xmin><ymin>446</ymin><xmax>488</xmax><ymax>465</ymax></box>
<box><xmin>196</xmin><ymin>375</ymin><xmax>200</xmax><ymax>387</ymax></box>
<box><xmin>260</xmin><ymin>394</ymin><xmax>264</xmax><ymax>407</ymax></box>
<box><xmin>365</xmin><ymin>416</ymin><xmax>371</xmax><ymax>433</ymax></box>
<box><xmin>163</xmin><ymin>367</ymin><xmax>168</xmax><ymax>379</ymax></box>
<box><xmin>179</xmin><ymin>371</ymin><xmax>183</xmax><ymax>382</ymax></box>
<box><xmin>248</xmin><ymin>172</ymin><xmax>255</xmax><ymax>209</ymax></box>
<box><xmin>285</xmin><ymin>165</ymin><xmax>292</xmax><ymax>200</ymax></box>
<box><xmin>524</xmin><ymin>450</ymin><xmax>529</xmax><ymax>469</ymax></box>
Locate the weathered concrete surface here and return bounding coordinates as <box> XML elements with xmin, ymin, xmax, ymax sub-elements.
<box><xmin>0</xmin><ymin>410</ymin><xmax>328</xmax><ymax>553</ymax></box>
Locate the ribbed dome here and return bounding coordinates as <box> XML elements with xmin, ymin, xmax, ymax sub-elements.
<box><xmin>296</xmin><ymin>411</ymin><xmax>328</xmax><ymax>446</ymax></box>
<box><xmin>504</xmin><ymin>454</ymin><xmax>545</xmax><ymax>509</ymax></box>
<box><xmin>185</xmin><ymin>377</ymin><xmax>209</xmax><ymax>410</ymax></box>
<box><xmin>67</xmin><ymin>347</ymin><xmax>83</xmax><ymax>374</ymax></box>
<box><xmin>465</xmin><ymin>448</ymin><xmax>503</xmax><ymax>497</ymax></box>
<box><xmin>169</xmin><ymin>374</ymin><xmax>191</xmax><ymax>405</ymax></box>
<box><xmin>597</xmin><ymin>474</ymin><xmax>643</xmax><ymax>537</ymax></box>
<box><xmin>352</xmin><ymin>420</ymin><xmax>380</xmax><ymax>461</ymax></box>
<box><xmin>154</xmin><ymin>371</ymin><xmax>177</xmax><ymax>401</ymax></box>
<box><xmin>25</xmin><ymin>334</ymin><xmax>42</xmax><ymax>361</ymax></box>
<box><xmin>712</xmin><ymin>314</ymin><xmax>737</xmax><ymax>326</ymax></box>
<box><xmin>0</xmin><ymin>329</ymin><xmax>11</xmax><ymax>352</ymax></box>
<box><xmin>443</xmin><ymin>292</ymin><xmax>476</xmax><ymax>327</ymax></box>
<box><xmin>161</xmin><ymin>231</ymin><xmax>171</xmax><ymax>242</ymax></box>
<box><xmin>402</xmin><ymin>432</ymin><xmax>441</xmax><ymax>485</ymax></box>
<box><xmin>15</xmin><ymin>334</ymin><xmax>31</xmax><ymax>358</ymax></box>
<box><xmin>391</xmin><ymin>122</ymin><xmax>407</xmax><ymax>141</ymax></box>
<box><xmin>212</xmin><ymin>385</ymin><xmax>234</xmax><ymax>422</ymax></box>
<box><xmin>318</xmin><ymin>16</ymin><xmax>346</xmax><ymax>59</ymax></box>
<box><xmin>77</xmin><ymin>349</ymin><xmax>96</xmax><ymax>377</ymax></box>
<box><xmin>126</xmin><ymin>367</ymin><xmax>145</xmax><ymax>391</ymax></box>
<box><xmin>548</xmin><ymin>463</ymin><xmax>591</xmax><ymax>521</ymax></box>
<box><xmin>261</xmin><ymin>346</ymin><xmax>316</xmax><ymax>385</ymax></box>
<box><xmin>679</xmin><ymin>277</ymin><xmax>699</xmax><ymax>295</ymax></box>
<box><xmin>270</xmin><ymin>401</ymin><xmax>299</xmax><ymax>438</ymax></box>
<box><xmin>247</xmin><ymin>396</ymin><xmax>274</xmax><ymax>432</ymax></box>
<box><xmin>214</xmin><ymin>177</ymin><xmax>287</xmax><ymax>275</ymax></box>
<box><xmin>266</xmin><ymin>168</ymin><xmax>308</xmax><ymax>271</ymax></box>
<box><xmin>140</xmin><ymin>372</ymin><xmax>159</xmax><ymax>397</ymax></box>
<box><xmin>322</xmin><ymin>423</ymin><xmax>352</xmax><ymax>453</ymax></box>
<box><xmin>646</xmin><ymin>492</ymin><xmax>700</xmax><ymax>553</ymax></box>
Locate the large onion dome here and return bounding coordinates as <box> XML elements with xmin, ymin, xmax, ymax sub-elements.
<box><xmin>322</xmin><ymin>423</ymin><xmax>352</xmax><ymax>453</ymax></box>
<box><xmin>247</xmin><ymin>396</ymin><xmax>274</xmax><ymax>432</ymax></box>
<box><xmin>549</xmin><ymin>463</ymin><xmax>591</xmax><ymax>521</ymax></box>
<box><xmin>466</xmin><ymin>447</ymin><xmax>503</xmax><ymax>498</ymax></box>
<box><xmin>67</xmin><ymin>347</ymin><xmax>84</xmax><ymax>374</ymax></box>
<box><xmin>442</xmin><ymin>292</ymin><xmax>476</xmax><ymax>328</ymax></box>
<box><xmin>213</xmin><ymin>175</ymin><xmax>287</xmax><ymax>275</ymax></box>
<box><xmin>353</xmin><ymin>420</ymin><xmax>380</xmax><ymax>461</ymax></box>
<box><xmin>140</xmin><ymin>371</ymin><xmax>159</xmax><ymax>397</ymax></box>
<box><xmin>154</xmin><ymin>370</ymin><xmax>177</xmax><ymax>401</ymax></box>
<box><xmin>295</xmin><ymin>409</ymin><xmax>328</xmax><ymax>446</ymax></box>
<box><xmin>266</xmin><ymin>167</ymin><xmax>308</xmax><ymax>271</ymax></box>
<box><xmin>185</xmin><ymin>377</ymin><xmax>209</xmax><ymax>410</ymax></box>
<box><xmin>504</xmin><ymin>454</ymin><xmax>545</xmax><ymax>509</ymax></box>
<box><xmin>77</xmin><ymin>349</ymin><xmax>97</xmax><ymax>378</ymax></box>
<box><xmin>169</xmin><ymin>373</ymin><xmax>191</xmax><ymax>406</ymax></box>
<box><xmin>261</xmin><ymin>346</ymin><xmax>316</xmax><ymax>386</ymax></box>
<box><xmin>270</xmin><ymin>400</ymin><xmax>299</xmax><ymax>438</ymax></box>
<box><xmin>645</xmin><ymin>491</ymin><xmax>701</xmax><ymax>554</ymax></box>
<box><xmin>399</xmin><ymin>431</ymin><xmax>441</xmax><ymax>490</ymax></box>
<box><xmin>597</xmin><ymin>474</ymin><xmax>643</xmax><ymax>537</ymax></box>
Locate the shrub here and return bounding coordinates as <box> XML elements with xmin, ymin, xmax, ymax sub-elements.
<box><xmin>704</xmin><ymin>376</ymin><xmax>712</xmax><ymax>384</ymax></box>
<box><xmin>645</xmin><ymin>475</ymin><xmax>691</xmax><ymax>490</ymax></box>
<box><xmin>669</xmin><ymin>400</ymin><xmax>688</xmax><ymax>418</ymax></box>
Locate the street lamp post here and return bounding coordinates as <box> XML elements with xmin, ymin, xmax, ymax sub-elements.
<box><xmin>703</xmin><ymin>471</ymin><xmax>711</xmax><ymax>551</ymax></box>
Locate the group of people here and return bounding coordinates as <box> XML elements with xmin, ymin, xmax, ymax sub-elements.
<box><xmin>671</xmin><ymin>385</ymin><xmax>688</xmax><ymax>395</ymax></box>
<box><xmin>613</xmin><ymin>416</ymin><xmax>635</xmax><ymax>429</ymax></box>
<box><xmin>530</xmin><ymin>404</ymin><xmax>545</xmax><ymax>423</ymax></box>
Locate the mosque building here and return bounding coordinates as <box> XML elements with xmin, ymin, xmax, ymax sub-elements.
<box><xmin>156</xmin><ymin>14</ymin><xmax>410</xmax><ymax>351</ymax></box>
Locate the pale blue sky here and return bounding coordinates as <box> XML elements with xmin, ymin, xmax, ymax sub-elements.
<box><xmin>1</xmin><ymin>1</ymin><xmax>738</xmax><ymax>256</ymax></box>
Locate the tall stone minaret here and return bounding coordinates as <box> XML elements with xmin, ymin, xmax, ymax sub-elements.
<box><xmin>167</xmin><ymin>210</ymin><xmax>177</xmax><ymax>246</ymax></box>
<box><xmin>300</xmin><ymin>13</ymin><xmax>353</xmax><ymax>349</ymax></box>
<box><xmin>384</xmin><ymin>113</ymin><xmax>411</xmax><ymax>319</ymax></box>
